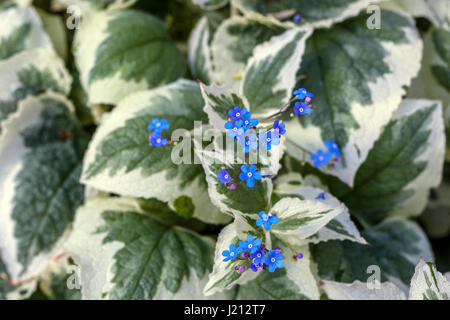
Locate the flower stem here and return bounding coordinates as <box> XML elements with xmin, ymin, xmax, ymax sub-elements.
<box><xmin>286</xmin><ymin>138</ymin><xmax>314</xmax><ymax>156</ymax></box>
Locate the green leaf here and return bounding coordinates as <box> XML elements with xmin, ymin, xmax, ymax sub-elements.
<box><xmin>335</xmin><ymin>99</ymin><xmax>445</xmax><ymax>226</ymax></box>
<box><xmin>233</xmin><ymin>0</ymin><xmax>385</xmax><ymax>29</ymax></box>
<box><xmin>0</xmin><ymin>93</ymin><xmax>88</xmax><ymax>283</ymax></box>
<box><xmin>65</xmin><ymin>197</ymin><xmax>231</xmax><ymax>299</ymax></box>
<box><xmin>0</xmin><ymin>48</ymin><xmax>72</xmax><ymax>132</ymax></box>
<box><xmin>285</xmin><ymin>9</ymin><xmax>422</xmax><ymax>186</ymax></box>
<box><xmin>81</xmin><ymin>80</ymin><xmax>229</xmax><ymax>224</ymax></box>
<box><xmin>242</xmin><ymin>27</ymin><xmax>312</xmax><ymax>117</ymax></box>
<box><xmin>312</xmin><ymin>219</ymin><xmax>434</xmax><ymax>292</ymax></box>
<box><xmin>409</xmin><ymin>259</ymin><xmax>450</xmax><ymax>300</ymax></box>
<box><xmin>274</xmin><ymin>173</ymin><xmax>366</xmax><ymax>245</ymax></box>
<box><xmin>74</xmin><ymin>9</ymin><xmax>185</xmax><ymax>105</ymax></box>
<box><xmin>0</xmin><ymin>6</ymin><xmax>53</xmax><ymax>61</ymax></box>
<box><xmin>210</xmin><ymin>17</ymin><xmax>284</xmax><ymax>91</ymax></box>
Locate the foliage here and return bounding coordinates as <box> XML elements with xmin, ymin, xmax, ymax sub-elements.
<box><xmin>0</xmin><ymin>0</ymin><xmax>449</xmax><ymax>300</ymax></box>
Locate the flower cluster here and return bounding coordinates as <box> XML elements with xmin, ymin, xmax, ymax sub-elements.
<box><xmin>222</xmin><ymin>235</ymin><xmax>284</xmax><ymax>273</ymax></box>
<box><xmin>293</xmin><ymin>88</ymin><xmax>314</xmax><ymax>116</ymax></box>
<box><xmin>310</xmin><ymin>141</ymin><xmax>341</xmax><ymax>168</ymax></box>
<box><xmin>217</xmin><ymin>164</ymin><xmax>264</xmax><ymax>189</ymax></box>
<box><xmin>225</xmin><ymin>106</ymin><xmax>259</xmax><ymax>142</ymax></box>
<box><xmin>148</xmin><ymin>118</ymin><xmax>169</xmax><ymax>147</ymax></box>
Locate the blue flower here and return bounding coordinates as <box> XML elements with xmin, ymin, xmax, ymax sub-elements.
<box><xmin>217</xmin><ymin>169</ymin><xmax>231</xmax><ymax>185</ymax></box>
<box><xmin>293</xmin><ymin>88</ymin><xmax>314</xmax><ymax>100</ymax></box>
<box><xmin>293</xmin><ymin>14</ymin><xmax>302</xmax><ymax>23</ymax></box>
<box><xmin>239</xmin><ymin>133</ymin><xmax>258</xmax><ymax>153</ymax></box>
<box><xmin>324</xmin><ymin>141</ymin><xmax>341</xmax><ymax>158</ymax></box>
<box><xmin>315</xmin><ymin>192</ymin><xmax>326</xmax><ymax>200</ymax></box>
<box><xmin>256</xmin><ymin>211</ymin><xmax>279</xmax><ymax>230</ymax></box>
<box><xmin>228</xmin><ymin>106</ymin><xmax>247</xmax><ymax>121</ymax></box>
<box><xmin>241</xmin><ymin>112</ymin><xmax>259</xmax><ymax>132</ymax></box>
<box><xmin>239</xmin><ymin>235</ymin><xmax>261</xmax><ymax>254</ymax></box>
<box><xmin>222</xmin><ymin>244</ymin><xmax>243</xmax><ymax>262</ymax></box>
<box><xmin>239</xmin><ymin>164</ymin><xmax>262</xmax><ymax>188</ymax></box>
<box><xmin>149</xmin><ymin>134</ymin><xmax>167</xmax><ymax>147</ymax></box>
<box><xmin>294</xmin><ymin>102</ymin><xmax>311</xmax><ymax>115</ymax></box>
<box><xmin>273</xmin><ymin>120</ymin><xmax>286</xmax><ymax>136</ymax></box>
<box><xmin>258</xmin><ymin>131</ymin><xmax>280</xmax><ymax>151</ymax></box>
<box><xmin>250</xmin><ymin>247</ymin><xmax>266</xmax><ymax>265</ymax></box>
<box><xmin>225</xmin><ymin>120</ymin><xmax>245</xmax><ymax>140</ymax></box>
<box><xmin>147</xmin><ymin>118</ymin><xmax>169</xmax><ymax>133</ymax></box>
<box><xmin>262</xmin><ymin>249</ymin><xmax>284</xmax><ymax>272</ymax></box>
<box><xmin>310</xmin><ymin>149</ymin><xmax>332</xmax><ymax>168</ymax></box>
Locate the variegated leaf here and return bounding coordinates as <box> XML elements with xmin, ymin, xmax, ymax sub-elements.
<box><xmin>274</xmin><ymin>173</ymin><xmax>366</xmax><ymax>245</ymax></box>
<box><xmin>0</xmin><ymin>5</ymin><xmax>53</xmax><ymax>61</ymax></box>
<box><xmin>65</xmin><ymin>197</ymin><xmax>231</xmax><ymax>300</ymax></box>
<box><xmin>0</xmin><ymin>93</ymin><xmax>87</xmax><ymax>282</ymax></box>
<box><xmin>203</xmin><ymin>219</ymin><xmax>259</xmax><ymax>296</ymax></box>
<box><xmin>81</xmin><ymin>80</ymin><xmax>229</xmax><ymax>224</ymax></box>
<box><xmin>210</xmin><ymin>16</ymin><xmax>284</xmax><ymax>92</ymax></box>
<box><xmin>286</xmin><ymin>9</ymin><xmax>422</xmax><ymax>186</ymax></box>
<box><xmin>241</xmin><ymin>27</ymin><xmax>312</xmax><ymax>118</ymax></box>
<box><xmin>313</xmin><ymin>219</ymin><xmax>434</xmax><ymax>293</ymax></box>
<box><xmin>409</xmin><ymin>258</ymin><xmax>450</xmax><ymax>300</ymax></box>
<box><xmin>73</xmin><ymin>9</ymin><xmax>185</xmax><ymax>105</ymax></box>
<box><xmin>0</xmin><ymin>48</ymin><xmax>72</xmax><ymax>132</ymax></box>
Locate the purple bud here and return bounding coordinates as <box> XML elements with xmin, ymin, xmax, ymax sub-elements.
<box><xmin>297</xmin><ymin>253</ymin><xmax>303</xmax><ymax>259</ymax></box>
<box><xmin>249</xmin><ymin>263</ymin><xmax>258</xmax><ymax>272</ymax></box>
<box><xmin>241</xmin><ymin>252</ymin><xmax>248</xmax><ymax>258</ymax></box>
<box><xmin>237</xmin><ymin>266</ymin><xmax>245</xmax><ymax>273</ymax></box>
<box><xmin>230</xmin><ymin>184</ymin><xmax>236</xmax><ymax>190</ymax></box>
<box><xmin>305</xmin><ymin>96</ymin><xmax>312</xmax><ymax>103</ymax></box>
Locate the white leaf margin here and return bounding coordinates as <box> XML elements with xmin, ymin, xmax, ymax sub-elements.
<box><xmin>0</xmin><ymin>5</ymin><xmax>53</xmax><ymax>61</ymax></box>
<box><xmin>0</xmin><ymin>93</ymin><xmax>76</xmax><ymax>282</ymax></box>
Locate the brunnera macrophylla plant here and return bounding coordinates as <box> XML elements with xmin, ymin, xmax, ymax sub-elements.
<box><xmin>0</xmin><ymin>0</ymin><xmax>449</xmax><ymax>301</ymax></box>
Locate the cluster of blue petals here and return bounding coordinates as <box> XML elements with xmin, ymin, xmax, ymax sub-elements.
<box><xmin>310</xmin><ymin>141</ymin><xmax>341</xmax><ymax>168</ymax></box>
<box><xmin>148</xmin><ymin>118</ymin><xmax>169</xmax><ymax>147</ymax></box>
<box><xmin>222</xmin><ymin>235</ymin><xmax>284</xmax><ymax>273</ymax></box>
